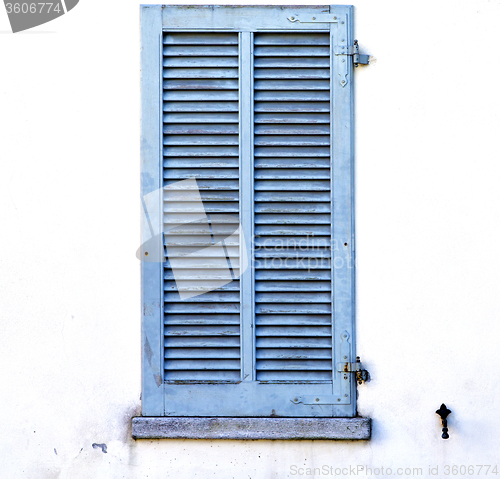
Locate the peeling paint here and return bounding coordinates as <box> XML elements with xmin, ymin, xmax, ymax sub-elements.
<box><xmin>92</xmin><ymin>443</ymin><xmax>107</xmax><ymax>454</ymax></box>
<box><xmin>144</xmin><ymin>336</ymin><xmax>153</xmax><ymax>367</ymax></box>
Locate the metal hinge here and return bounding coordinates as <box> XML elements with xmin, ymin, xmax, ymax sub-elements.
<box><xmin>334</xmin><ymin>40</ymin><xmax>370</xmax><ymax>67</ymax></box>
<box><xmin>337</xmin><ymin>356</ymin><xmax>370</xmax><ymax>384</ymax></box>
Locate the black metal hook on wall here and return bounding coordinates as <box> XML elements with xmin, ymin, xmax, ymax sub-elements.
<box><xmin>436</xmin><ymin>404</ymin><xmax>452</xmax><ymax>439</ymax></box>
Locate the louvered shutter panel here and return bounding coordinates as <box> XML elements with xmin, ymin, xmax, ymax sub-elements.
<box><xmin>141</xmin><ymin>5</ymin><xmax>356</xmax><ymax>418</ymax></box>
<box><xmin>162</xmin><ymin>32</ymin><xmax>242</xmax><ymax>382</ymax></box>
<box><xmin>253</xmin><ymin>32</ymin><xmax>333</xmax><ymax>383</ymax></box>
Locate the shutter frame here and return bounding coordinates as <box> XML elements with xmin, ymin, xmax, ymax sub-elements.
<box><xmin>140</xmin><ymin>4</ymin><xmax>164</xmax><ymax>416</ymax></box>
<box><xmin>140</xmin><ymin>4</ymin><xmax>357</xmax><ymax>418</ymax></box>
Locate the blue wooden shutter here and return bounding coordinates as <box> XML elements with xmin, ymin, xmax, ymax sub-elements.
<box><xmin>141</xmin><ymin>5</ymin><xmax>356</xmax><ymax>418</ymax></box>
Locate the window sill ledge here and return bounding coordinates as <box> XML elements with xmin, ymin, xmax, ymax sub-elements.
<box><xmin>132</xmin><ymin>417</ymin><xmax>371</xmax><ymax>440</ymax></box>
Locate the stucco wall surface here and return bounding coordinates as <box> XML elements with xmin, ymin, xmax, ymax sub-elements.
<box><xmin>1</xmin><ymin>1</ymin><xmax>499</xmax><ymax>478</ymax></box>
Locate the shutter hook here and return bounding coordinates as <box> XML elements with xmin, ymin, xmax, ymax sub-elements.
<box><xmin>436</xmin><ymin>404</ymin><xmax>451</xmax><ymax>439</ymax></box>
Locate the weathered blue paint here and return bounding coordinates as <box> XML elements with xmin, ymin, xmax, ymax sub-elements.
<box><xmin>331</xmin><ymin>5</ymin><xmax>357</xmax><ymax>417</ymax></box>
<box><xmin>140</xmin><ymin>4</ymin><xmax>164</xmax><ymax>416</ymax></box>
<box><xmin>141</xmin><ymin>4</ymin><xmax>357</xmax><ymax>418</ymax></box>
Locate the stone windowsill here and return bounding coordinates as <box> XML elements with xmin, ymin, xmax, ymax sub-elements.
<box><xmin>132</xmin><ymin>417</ymin><xmax>371</xmax><ymax>440</ymax></box>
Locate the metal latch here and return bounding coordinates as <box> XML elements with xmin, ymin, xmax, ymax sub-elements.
<box><xmin>337</xmin><ymin>356</ymin><xmax>370</xmax><ymax>384</ymax></box>
<box><xmin>334</xmin><ymin>40</ymin><xmax>370</xmax><ymax>67</ymax></box>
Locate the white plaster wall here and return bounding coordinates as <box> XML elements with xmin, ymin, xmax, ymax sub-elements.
<box><xmin>1</xmin><ymin>1</ymin><xmax>499</xmax><ymax>478</ymax></box>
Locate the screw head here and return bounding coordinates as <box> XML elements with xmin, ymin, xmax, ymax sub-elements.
<box><xmin>312</xmin><ymin>16</ymin><xmax>316</xmax><ymax>20</ymax></box>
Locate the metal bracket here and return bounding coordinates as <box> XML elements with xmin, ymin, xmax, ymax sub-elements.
<box><xmin>287</xmin><ymin>14</ymin><xmax>340</xmax><ymax>23</ymax></box>
<box><xmin>334</xmin><ymin>40</ymin><xmax>370</xmax><ymax>67</ymax></box>
<box><xmin>292</xmin><ymin>395</ymin><xmax>350</xmax><ymax>405</ymax></box>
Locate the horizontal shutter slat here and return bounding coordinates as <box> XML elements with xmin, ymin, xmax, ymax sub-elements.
<box><xmin>164</xmin><ymin>112</ymin><xmax>239</xmax><ymax>123</ymax></box>
<box><xmin>256</xmin><ymin>359</ymin><xmax>332</xmax><ymax>370</ymax></box>
<box><xmin>254</xmin><ymin>168</ymin><xmax>330</xmax><ymax>179</ymax></box>
<box><xmin>255</xmin><ymin>325</ymin><xmax>332</xmax><ymax>337</ymax></box>
<box><xmin>254</xmin><ymin>225</ymin><xmax>331</xmax><ymax>236</ymax></box>
<box><xmin>164</xmin><ymin>80</ymin><xmax>239</xmax><ymax>90</ymax></box>
<box><xmin>164</xmin><ymin>136</ymin><xmax>239</xmax><ymax>146</ymax></box>
<box><xmin>254</xmin><ymin>202</ymin><xmax>331</xmax><ymax>213</ymax></box>
<box><xmin>165</xmin><ymin>281</ymin><xmax>239</xmax><ymax>292</ymax></box>
<box><xmin>255</xmin><ymin>80</ymin><xmax>330</xmax><ymax>90</ymax></box>
<box><xmin>165</xmin><ymin>359</ymin><xmax>241</xmax><ymax>369</ymax></box>
<box><xmin>164</xmin><ymin>101</ymin><xmax>239</xmax><ymax>112</ymax></box>
<box><xmin>164</xmin><ymin>158</ymin><xmax>239</xmax><ymax>168</ymax></box>
<box><xmin>254</xmin><ymin>68</ymin><xmax>329</xmax><ymax>79</ymax></box>
<box><xmin>255</xmin><ymin>91</ymin><xmax>330</xmax><ymax>102</ymax></box>
<box><xmin>255</xmin><ymin>304</ymin><xmax>332</xmax><ymax>314</ymax></box>
<box><xmin>164</xmin><ymin>57</ymin><xmax>238</xmax><ymax>67</ymax></box>
<box><xmin>254</xmin><ymin>112</ymin><xmax>330</xmax><ymax>123</ymax></box>
<box><xmin>257</xmin><ymin>371</ymin><xmax>332</xmax><ymax>381</ymax></box>
<box><xmin>165</xmin><ymin>325</ymin><xmax>240</xmax><ymax>335</ymax></box>
<box><xmin>164</xmin><ymin>124</ymin><xmax>239</xmax><ymax>135</ymax></box>
<box><xmin>163</xmin><ymin>68</ymin><xmax>238</xmax><ymax>79</ymax></box>
<box><xmin>256</xmin><ymin>315</ymin><xmax>332</xmax><ymax>325</ymax></box>
<box><xmin>254</xmin><ymin>281</ymin><xmax>330</xmax><ymax>292</ymax></box>
<box><xmin>164</xmin><ymin>269</ymin><xmax>239</xmax><ymax>280</ymax></box>
<box><xmin>164</xmin><ymin>33</ymin><xmax>239</xmax><ymax>45</ymax></box>
<box><xmin>254</xmin><ymin>180</ymin><xmax>330</xmax><ymax>190</ymax></box>
<box><xmin>255</xmin><ymin>124</ymin><xmax>330</xmax><ymax>135</ymax></box>
<box><xmin>254</xmin><ymin>213</ymin><xmax>331</xmax><ymax>224</ymax></box>
<box><xmin>165</xmin><ymin>303</ymin><xmax>240</xmax><ymax>314</ymax></box>
<box><xmin>164</xmin><ymin>190</ymin><xmax>239</xmax><ymax>201</ymax></box>
<box><xmin>164</xmin><ymin>90</ymin><xmax>239</xmax><ymax>101</ymax></box>
<box><xmin>164</xmin><ymin>371</ymin><xmax>240</xmax><ymax>380</ymax></box>
<box><xmin>256</xmin><ymin>348</ymin><xmax>332</xmax><ymax>359</ymax></box>
<box><xmin>255</xmin><ymin>102</ymin><xmax>329</xmax><ymax>113</ymax></box>
<box><xmin>254</xmin><ymin>46</ymin><xmax>330</xmax><ymax>56</ymax></box>
<box><xmin>166</xmin><ymin>337</ymin><xmax>240</xmax><ymax>347</ymax></box>
<box><xmin>254</xmin><ymin>191</ymin><xmax>330</xmax><ymax>202</ymax></box>
<box><xmin>165</xmin><ymin>348</ymin><xmax>240</xmax><ymax>358</ymax></box>
<box><xmin>163</xmin><ymin>45</ymin><xmax>238</xmax><ymax>56</ymax></box>
<box><xmin>254</xmin><ymin>57</ymin><xmax>330</xmax><ymax>68</ymax></box>
<box><xmin>164</xmin><ymin>314</ymin><xmax>240</xmax><ymax>324</ymax></box>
